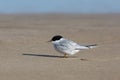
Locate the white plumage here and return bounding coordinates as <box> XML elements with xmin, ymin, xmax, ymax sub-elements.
<box><xmin>49</xmin><ymin>35</ymin><xmax>97</xmax><ymax>58</ymax></box>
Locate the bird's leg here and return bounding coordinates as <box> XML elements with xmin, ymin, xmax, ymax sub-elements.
<box><xmin>63</xmin><ymin>54</ymin><xmax>68</xmax><ymax>58</ymax></box>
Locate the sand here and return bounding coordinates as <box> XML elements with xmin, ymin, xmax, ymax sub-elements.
<box><xmin>0</xmin><ymin>14</ymin><xmax>120</xmax><ymax>80</ymax></box>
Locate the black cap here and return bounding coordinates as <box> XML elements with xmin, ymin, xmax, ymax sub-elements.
<box><xmin>50</xmin><ymin>35</ymin><xmax>63</xmax><ymax>41</ymax></box>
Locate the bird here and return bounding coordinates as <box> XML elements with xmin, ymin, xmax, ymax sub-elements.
<box><xmin>48</xmin><ymin>35</ymin><xmax>97</xmax><ymax>58</ymax></box>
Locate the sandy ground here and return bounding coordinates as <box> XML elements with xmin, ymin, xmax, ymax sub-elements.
<box><xmin>0</xmin><ymin>14</ymin><xmax>120</xmax><ymax>80</ymax></box>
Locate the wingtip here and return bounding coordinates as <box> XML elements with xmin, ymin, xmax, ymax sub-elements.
<box><xmin>88</xmin><ymin>44</ymin><xmax>98</xmax><ymax>49</ymax></box>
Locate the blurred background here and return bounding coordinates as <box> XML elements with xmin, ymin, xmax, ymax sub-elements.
<box><xmin>0</xmin><ymin>1</ymin><xmax>120</xmax><ymax>80</ymax></box>
<box><xmin>0</xmin><ymin>0</ymin><xmax>120</xmax><ymax>14</ymax></box>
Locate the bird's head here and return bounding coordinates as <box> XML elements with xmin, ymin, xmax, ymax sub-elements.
<box><xmin>48</xmin><ymin>35</ymin><xmax>63</xmax><ymax>42</ymax></box>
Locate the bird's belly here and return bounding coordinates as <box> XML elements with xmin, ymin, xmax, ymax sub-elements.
<box><xmin>54</xmin><ymin>44</ymin><xmax>80</xmax><ymax>55</ymax></box>
<box><xmin>70</xmin><ymin>50</ymin><xmax>80</xmax><ymax>55</ymax></box>
<box><xmin>63</xmin><ymin>49</ymin><xmax>80</xmax><ymax>55</ymax></box>
<box><xmin>55</xmin><ymin>48</ymin><xmax>80</xmax><ymax>55</ymax></box>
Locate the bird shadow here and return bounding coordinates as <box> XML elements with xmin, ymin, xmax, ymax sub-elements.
<box><xmin>22</xmin><ymin>53</ymin><xmax>78</xmax><ymax>58</ymax></box>
<box><xmin>22</xmin><ymin>53</ymin><xmax>64</xmax><ymax>58</ymax></box>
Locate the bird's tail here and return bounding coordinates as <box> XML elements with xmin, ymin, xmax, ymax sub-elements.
<box><xmin>86</xmin><ymin>44</ymin><xmax>98</xmax><ymax>49</ymax></box>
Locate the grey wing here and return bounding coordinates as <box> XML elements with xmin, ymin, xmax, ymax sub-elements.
<box><xmin>54</xmin><ymin>40</ymin><xmax>70</xmax><ymax>53</ymax></box>
<box><xmin>54</xmin><ymin>39</ymin><xmax>75</xmax><ymax>53</ymax></box>
<box><xmin>56</xmin><ymin>39</ymin><xmax>71</xmax><ymax>51</ymax></box>
<box><xmin>59</xmin><ymin>39</ymin><xmax>80</xmax><ymax>50</ymax></box>
<box><xmin>65</xmin><ymin>39</ymin><xmax>89</xmax><ymax>50</ymax></box>
<box><xmin>55</xmin><ymin>39</ymin><xmax>89</xmax><ymax>53</ymax></box>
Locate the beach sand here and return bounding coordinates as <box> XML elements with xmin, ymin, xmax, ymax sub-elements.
<box><xmin>0</xmin><ymin>14</ymin><xmax>120</xmax><ymax>80</ymax></box>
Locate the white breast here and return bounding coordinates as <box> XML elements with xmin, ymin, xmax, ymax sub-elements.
<box><xmin>52</xmin><ymin>38</ymin><xmax>81</xmax><ymax>55</ymax></box>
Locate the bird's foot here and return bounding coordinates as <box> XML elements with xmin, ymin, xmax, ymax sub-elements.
<box><xmin>80</xmin><ymin>58</ymin><xmax>88</xmax><ymax>61</ymax></box>
<box><xmin>63</xmin><ymin>54</ymin><xmax>68</xmax><ymax>58</ymax></box>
